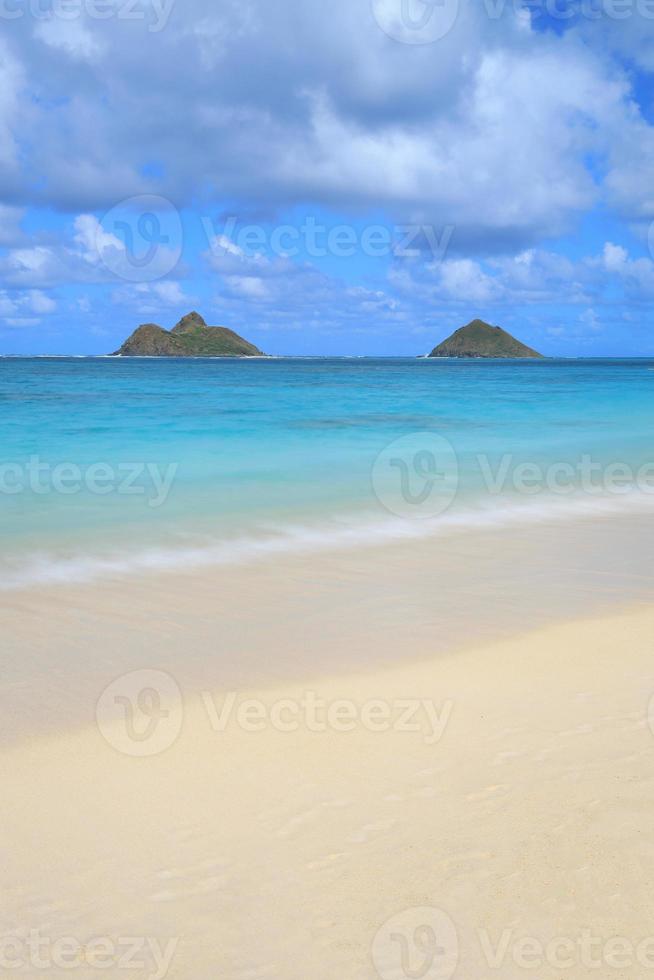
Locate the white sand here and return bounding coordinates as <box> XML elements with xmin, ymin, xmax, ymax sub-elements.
<box><xmin>2</xmin><ymin>568</ymin><xmax>654</xmax><ymax>978</ymax></box>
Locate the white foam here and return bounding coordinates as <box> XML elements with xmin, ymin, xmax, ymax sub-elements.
<box><xmin>3</xmin><ymin>489</ymin><xmax>654</xmax><ymax>592</ymax></box>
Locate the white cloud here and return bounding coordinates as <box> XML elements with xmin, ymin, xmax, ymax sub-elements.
<box><xmin>391</xmin><ymin>241</ymin><xmax>654</xmax><ymax>307</ymax></box>
<box><xmin>27</xmin><ymin>289</ymin><xmax>57</xmax><ymax>314</ymax></box>
<box><xmin>111</xmin><ymin>280</ymin><xmax>195</xmax><ymax>314</ymax></box>
<box><xmin>577</xmin><ymin>12</ymin><xmax>654</xmax><ymax>73</ymax></box>
<box><xmin>438</xmin><ymin>259</ymin><xmax>501</xmax><ymax>304</ymax></box>
<box><xmin>580</xmin><ymin>308</ymin><xmax>603</xmax><ymax>332</ymax></box>
<box><xmin>148</xmin><ymin>281</ymin><xmax>189</xmax><ymax>305</ymax></box>
<box><xmin>0</xmin><ymin>246</ymin><xmax>67</xmax><ymax>286</ymax></box>
<box><xmin>33</xmin><ymin>19</ymin><xmax>103</xmax><ymax>61</ymax></box>
<box><xmin>0</xmin><ymin>39</ymin><xmax>24</xmax><ymax>176</ymax></box>
<box><xmin>73</xmin><ymin>215</ymin><xmax>124</xmax><ymax>264</ymax></box>
<box><xmin>224</xmin><ymin>276</ymin><xmax>271</xmax><ymax>300</ymax></box>
<box><xmin>204</xmin><ymin>235</ymin><xmax>279</xmax><ymax>276</ymax></box>
<box><xmin>596</xmin><ymin>241</ymin><xmax>654</xmax><ymax>296</ymax></box>
<box><xmin>0</xmin><ymin>205</ymin><xmax>25</xmax><ymax>246</ymax></box>
<box><xmin>0</xmin><ymin>1</ymin><xmax>651</xmax><ymax>246</ymax></box>
<box><xmin>1</xmin><ymin>0</ymin><xmax>654</xmax><ymax>351</ymax></box>
<box><xmin>0</xmin><ymin>287</ymin><xmax>57</xmax><ymax>324</ymax></box>
<box><xmin>0</xmin><ymin>243</ymin><xmax>84</xmax><ymax>288</ymax></box>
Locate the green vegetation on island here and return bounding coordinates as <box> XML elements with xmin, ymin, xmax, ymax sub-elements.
<box><xmin>428</xmin><ymin>319</ymin><xmax>543</xmax><ymax>359</ymax></box>
<box><xmin>112</xmin><ymin>312</ymin><xmax>265</xmax><ymax>357</ymax></box>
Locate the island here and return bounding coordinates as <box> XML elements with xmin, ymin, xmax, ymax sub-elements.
<box><xmin>111</xmin><ymin>311</ymin><xmax>265</xmax><ymax>357</ymax></box>
<box><xmin>428</xmin><ymin>319</ymin><xmax>543</xmax><ymax>358</ymax></box>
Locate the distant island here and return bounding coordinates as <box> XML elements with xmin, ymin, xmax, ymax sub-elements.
<box><xmin>109</xmin><ymin>311</ymin><xmax>543</xmax><ymax>359</ymax></box>
<box><xmin>429</xmin><ymin>319</ymin><xmax>543</xmax><ymax>358</ymax></box>
<box><xmin>111</xmin><ymin>312</ymin><xmax>265</xmax><ymax>357</ymax></box>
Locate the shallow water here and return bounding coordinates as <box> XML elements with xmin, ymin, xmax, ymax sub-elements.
<box><xmin>2</xmin><ymin>356</ymin><xmax>654</xmax><ymax>586</ymax></box>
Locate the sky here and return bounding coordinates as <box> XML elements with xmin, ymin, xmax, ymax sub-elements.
<box><xmin>0</xmin><ymin>0</ymin><xmax>654</xmax><ymax>356</ymax></box>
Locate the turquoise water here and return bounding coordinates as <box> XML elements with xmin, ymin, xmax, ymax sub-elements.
<box><xmin>2</xmin><ymin>356</ymin><xmax>654</xmax><ymax>586</ymax></box>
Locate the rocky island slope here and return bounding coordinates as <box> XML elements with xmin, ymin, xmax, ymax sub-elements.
<box><xmin>112</xmin><ymin>312</ymin><xmax>265</xmax><ymax>357</ymax></box>
<box><xmin>429</xmin><ymin>319</ymin><xmax>543</xmax><ymax>358</ymax></box>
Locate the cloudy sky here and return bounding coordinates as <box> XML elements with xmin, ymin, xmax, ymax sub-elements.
<box><xmin>1</xmin><ymin>0</ymin><xmax>654</xmax><ymax>354</ymax></box>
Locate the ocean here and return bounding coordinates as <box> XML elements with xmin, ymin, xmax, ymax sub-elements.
<box><xmin>2</xmin><ymin>356</ymin><xmax>654</xmax><ymax>589</ymax></box>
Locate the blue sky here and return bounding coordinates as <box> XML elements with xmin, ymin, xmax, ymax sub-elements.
<box><xmin>0</xmin><ymin>0</ymin><xmax>653</xmax><ymax>355</ymax></box>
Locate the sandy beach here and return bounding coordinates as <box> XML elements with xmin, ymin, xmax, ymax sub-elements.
<box><xmin>5</xmin><ymin>1</ymin><xmax>654</xmax><ymax>976</ymax></box>
<box><xmin>3</xmin><ymin>518</ymin><xmax>654</xmax><ymax>979</ymax></box>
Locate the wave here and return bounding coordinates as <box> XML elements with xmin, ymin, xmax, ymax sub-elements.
<box><xmin>3</xmin><ymin>489</ymin><xmax>654</xmax><ymax>591</ymax></box>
